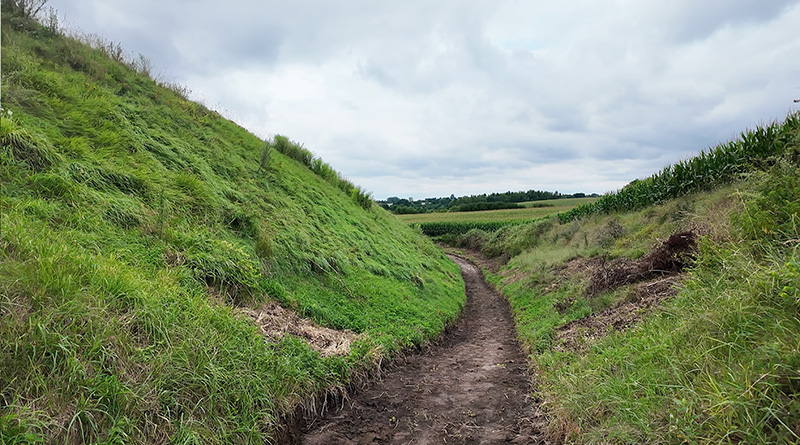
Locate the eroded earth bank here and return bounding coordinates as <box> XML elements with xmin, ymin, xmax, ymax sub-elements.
<box><xmin>297</xmin><ymin>255</ymin><xmax>548</xmax><ymax>444</ymax></box>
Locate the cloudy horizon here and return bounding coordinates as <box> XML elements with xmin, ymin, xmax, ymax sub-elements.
<box><xmin>47</xmin><ymin>0</ymin><xmax>800</xmax><ymax>199</ymax></box>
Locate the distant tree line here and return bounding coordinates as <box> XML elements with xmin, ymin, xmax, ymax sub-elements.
<box><xmin>378</xmin><ymin>190</ymin><xmax>597</xmax><ymax>214</ymax></box>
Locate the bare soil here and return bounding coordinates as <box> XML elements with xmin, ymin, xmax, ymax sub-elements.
<box><xmin>588</xmin><ymin>230</ymin><xmax>696</xmax><ymax>295</ymax></box>
<box><xmin>295</xmin><ymin>255</ymin><xmax>548</xmax><ymax>444</ymax></box>
<box><xmin>553</xmin><ymin>275</ymin><xmax>682</xmax><ymax>352</ymax></box>
<box><xmin>554</xmin><ymin>230</ymin><xmax>698</xmax><ymax>352</ymax></box>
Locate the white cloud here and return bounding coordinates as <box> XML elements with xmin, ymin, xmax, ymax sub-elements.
<box><xmin>49</xmin><ymin>0</ymin><xmax>800</xmax><ymax>198</ymax></box>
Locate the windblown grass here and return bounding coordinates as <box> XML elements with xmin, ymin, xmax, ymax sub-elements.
<box><xmin>0</xmin><ymin>6</ymin><xmax>463</xmax><ymax>443</ymax></box>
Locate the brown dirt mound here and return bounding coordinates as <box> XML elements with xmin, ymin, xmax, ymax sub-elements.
<box><xmin>589</xmin><ymin>230</ymin><xmax>696</xmax><ymax>295</ymax></box>
<box><xmin>239</xmin><ymin>303</ymin><xmax>358</xmax><ymax>357</ymax></box>
<box><xmin>553</xmin><ymin>229</ymin><xmax>698</xmax><ymax>352</ymax></box>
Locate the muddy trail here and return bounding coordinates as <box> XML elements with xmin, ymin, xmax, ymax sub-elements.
<box><xmin>296</xmin><ymin>255</ymin><xmax>548</xmax><ymax>444</ymax></box>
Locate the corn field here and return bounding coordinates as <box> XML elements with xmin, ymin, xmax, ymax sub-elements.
<box><xmin>558</xmin><ymin>112</ymin><xmax>800</xmax><ymax>223</ymax></box>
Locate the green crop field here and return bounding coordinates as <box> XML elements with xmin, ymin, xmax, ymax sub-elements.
<box><xmin>397</xmin><ymin>197</ymin><xmax>598</xmax><ymax>237</ymax></box>
<box><xmin>397</xmin><ymin>197</ymin><xmax>598</xmax><ymax>224</ymax></box>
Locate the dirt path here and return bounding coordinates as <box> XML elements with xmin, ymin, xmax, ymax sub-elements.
<box><xmin>298</xmin><ymin>255</ymin><xmax>547</xmax><ymax>444</ymax></box>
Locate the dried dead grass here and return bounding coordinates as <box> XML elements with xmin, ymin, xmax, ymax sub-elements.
<box><xmin>239</xmin><ymin>303</ymin><xmax>359</xmax><ymax>357</ymax></box>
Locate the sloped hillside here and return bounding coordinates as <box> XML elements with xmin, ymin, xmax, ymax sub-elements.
<box><xmin>452</xmin><ymin>113</ymin><xmax>800</xmax><ymax>443</ymax></box>
<box><xmin>0</xmin><ymin>6</ymin><xmax>463</xmax><ymax>443</ymax></box>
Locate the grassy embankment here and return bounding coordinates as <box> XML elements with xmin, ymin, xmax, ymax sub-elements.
<box><xmin>450</xmin><ymin>113</ymin><xmax>800</xmax><ymax>443</ymax></box>
<box><xmin>398</xmin><ymin>197</ymin><xmax>597</xmax><ymax>237</ymax></box>
<box><xmin>0</xmin><ymin>6</ymin><xmax>464</xmax><ymax>443</ymax></box>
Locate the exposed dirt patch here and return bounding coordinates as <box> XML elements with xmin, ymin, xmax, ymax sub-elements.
<box><xmin>295</xmin><ymin>255</ymin><xmax>549</xmax><ymax>444</ymax></box>
<box><xmin>553</xmin><ymin>229</ymin><xmax>697</xmax><ymax>352</ymax></box>
<box><xmin>554</xmin><ymin>275</ymin><xmax>682</xmax><ymax>352</ymax></box>
<box><xmin>589</xmin><ymin>230</ymin><xmax>696</xmax><ymax>295</ymax></box>
<box><xmin>442</xmin><ymin>245</ymin><xmax>508</xmax><ymax>274</ymax></box>
<box><xmin>547</xmin><ymin>257</ymin><xmax>606</xmax><ymax>304</ymax></box>
<box><xmin>239</xmin><ymin>303</ymin><xmax>358</xmax><ymax>357</ymax></box>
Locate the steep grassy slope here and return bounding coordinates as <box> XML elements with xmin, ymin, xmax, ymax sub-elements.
<box><xmin>452</xmin><ymin>115</ymin><xmax>800</xmax><ymax>443</ymax></box>
<box><xmin>0</xmin><ymin>7</ymin><xmax>463</xmax><ymax>443</ymax></box>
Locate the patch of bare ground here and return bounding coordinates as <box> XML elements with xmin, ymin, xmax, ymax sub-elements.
<box><xmin>239</xmin><ymin>303</ymin><xmax>358</xmax><ymax>357</ymax></box>
<box><xmin>554</xmin><ymin>230</ymin><xmax>698</xmax><ymax>352</ymax></box>
<box><xmin>589</xmin><ymin>230</ymin><xmax>696</xmax><ymax>295</ymax></box>
<box><xmin>294</xmin><ymin>255</ymin><xmax>549</xmax><ymax>444</ymax></box>
<box><xmin>442</xmin><ymin>245</ymin><xmax>508</xmax><ymax>274</ymax></box>
<box><xmin>554</xmin><ymin>276</ymin><xmax>682</xmax><ymax>352</ymax></box>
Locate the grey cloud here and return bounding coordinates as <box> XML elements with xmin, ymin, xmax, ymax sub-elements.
<box><xmin>661</xmin><ymin>0</ymin><xmax>797</xmax><ymax>43</ymax></box>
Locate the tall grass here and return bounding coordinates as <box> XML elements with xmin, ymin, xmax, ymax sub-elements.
<box><xmin>270</xmin><ymin>134</ymin><xmax>373</xmax><ymax>209</ymax></box>
<box><xmin>537</xmin><ymin>160</ymin><xmax>800</xmax><ymax>443</ymax></box>
<box><xmin>459</xmin><ymin>121</ymin><xmax>800</xmax><ymax>442</ymax></box>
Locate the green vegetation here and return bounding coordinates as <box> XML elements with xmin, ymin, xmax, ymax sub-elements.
<box><xmin>270</xmin><ymin>134</ymin><xmax>373</xmax><ymax>210</ymax></box>
<box><xmin>379</xmin><ymin>189</ymin><xmax>595</xmax><ymax>214</ymax></box>
<box><xmin>399</xmin><ymin>197</ymin><xmax>597</xmax><ymax>237</ymax></box>
<box><xmin>412</xmin><ymin>221</ymin><xmax>521</xmax><ymax>237</ymax></box>
<box><xmin>0</xmin><ymin>5</ymin><xmax>463</xmax><ymax>443</ymax></box>
<box><xmin>449</xmin><ymin>113</ymin><xmax>800</xmax><ymax>442</ymax></box>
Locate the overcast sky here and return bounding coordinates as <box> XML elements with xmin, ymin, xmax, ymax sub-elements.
<box><xmin>48</xmin><ymin>0</ymin><xmax>800</xmax><ymax>199</ymax></box>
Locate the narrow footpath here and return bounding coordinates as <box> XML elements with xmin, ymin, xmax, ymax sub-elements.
<box><xmin>299</xmin><ymin>255</ymin><xmax>548</xmax><ymax>444</ymax></box>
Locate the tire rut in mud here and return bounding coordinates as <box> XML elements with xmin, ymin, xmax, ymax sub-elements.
<box><xmin>297</xmin><ymin>255</ymin><xmax>547</xmax><ymax>444</ymax></box>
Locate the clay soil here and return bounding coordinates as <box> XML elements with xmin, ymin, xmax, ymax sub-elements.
<box><xmin>296</xmin><ymin>255</ymin><xmax>548</xmax><ymax>444</ymax></box>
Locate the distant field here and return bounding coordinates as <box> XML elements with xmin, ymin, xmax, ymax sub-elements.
<box><xmin>397</xmin><ymin>197</ymin><xmax>599</xmax><ymax>224</ymax></box>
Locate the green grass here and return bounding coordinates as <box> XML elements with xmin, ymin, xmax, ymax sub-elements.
<box><xmin>0</xmin><ymin>6</ymin><xmax>464</xmax><ymax>443</ymax></box>
<box><xmin>450</xmin><ymin>123</ymin><xmax>800</xmax><ymax>442</ymax></box>
<box><xmin>536</xmin><ymin>163</ymin><xmax>800</xmax><ymax>443</ymax></box>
